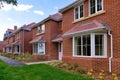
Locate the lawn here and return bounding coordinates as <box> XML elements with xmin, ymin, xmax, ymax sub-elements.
<box><xmin>0</xmin><ymin>60</ymin><xmax>94</xmax><ymax>80</ymax></box>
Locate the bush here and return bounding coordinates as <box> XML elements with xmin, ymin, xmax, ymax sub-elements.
<box><xmin>76</xmin><ymin>67</ymin><xmax>86</xmax><ymax>74</ymax></box>
<box><xmin>67</xmin><ymin>63</ymin><xmax>78</xmax><ymax>70</ymax></box>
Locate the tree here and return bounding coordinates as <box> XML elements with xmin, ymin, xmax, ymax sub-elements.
<box><xmin>0</xmin><ymin>0</ymin><xmax>17</xmax><ymax>8</ymax></box>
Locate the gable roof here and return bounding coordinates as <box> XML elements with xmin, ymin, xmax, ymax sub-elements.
<box><xmin>59</xmin><ymin>0</ymin><xmax>85</xmax><ymax>13</ymax></box>
<box><xmin>32</xmin><ymin>13</ymin><xmax>62</xmax><ymax>29</ymax></box>
<box><xmin>52</xmin><ymin>34</ymin><xmax>63</xmax><ymax>42</ymax></box>
<box><xmin>13</xmin><ymin>22</ymin><xmax>36</xmax><ymax>34</ymax></box>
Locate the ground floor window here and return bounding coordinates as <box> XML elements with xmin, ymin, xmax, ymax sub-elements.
<box><xmin>6</xmin><ymin>47</ymin><xmax>12</xmax><ymax>53</ymax></box>
<box><xmin>33</xmin><ymin>42</ymin><xmax>45</xmax><ymax>55</ymax></box>
<box><xmin>73</xmin><ymin>33</ymin><xmax>107</xmax><ymax>57</ymax></box>
<box><xmin>14</xmin><ymin>45</ymin><xmax>20</xmax><ymax>53</ymax></box>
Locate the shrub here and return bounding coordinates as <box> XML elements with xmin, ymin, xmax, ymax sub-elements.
<box><xmin>76</xmin><ymin>67</ymin><xmax>86</xmax><ymax>74</ymax></box>
<box><xmin>67</xmin><ymin>63</ymin><xmax>78</xmax><ymax>70</ymax></box>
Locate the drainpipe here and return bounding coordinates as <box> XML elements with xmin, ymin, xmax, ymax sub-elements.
<box><xmin>108</xmin><ymin>29</ymin><xmax>113</xmax><ymax>72</ymax></box>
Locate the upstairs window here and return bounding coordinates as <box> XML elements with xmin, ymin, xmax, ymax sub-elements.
<box><xmin>36</xmin><ymin>24</ymin><xmax>45</xmax><ymax>34</ymax></box>
<box><xmin>74</xmin><ymin>4</ymin><xmax>84</xmax><ymax>20</ymax></box>
<box><xmin>41</xmin><ymin>24</ymin><xmax>45</xmax><ymax>33</ymax></box>
<box><xmin>16</xmin><ymin>33</ymin><xmax>20</xmax><ymax>40</ymax></box>
<box><xmin>89</xmin><ymin>0</ymin><xmax>103</xmax><ymax>14</ymax></box>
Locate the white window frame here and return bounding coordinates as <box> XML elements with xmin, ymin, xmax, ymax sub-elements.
<box><xmin>14</xmin><ymin>45</ymin><xmax>20</xmax><ymax>53</ymax></box>
<box><xmin>89</xmin><ymin>0</ymin><xmax>103</xmax><ymax>15</ymax></box>
<box><xmin>6</xmin><ymin>47</ymin><xmax>12</xmax><ymax>53</ymax></box>
<box><xmin>33</xmin><ymin>42</ymin><xmax>45</xmax><ymax>55</ymax></box>
<box><xmin>41</xmin><ymin>24</ymin><xmax>45</xmax><ymax>33</ymax></box>
<box><xmin>36</xmin><ymin>24</ymin><xmax>45</xmax><ymax>35</ymax></box>
<box><xmin>74</xmin><ymin>3</ymin><xmax>84</xmax><ymax>20</ymax></box>
<box><xmin>73</xmin><ymin>33</ymin><xmax>107</xmax><ymax>58</ymax></box>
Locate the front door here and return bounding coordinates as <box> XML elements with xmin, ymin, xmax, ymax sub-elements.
<box><xmin>58</xmin><ymin>42</ymin><xmax>62</xmax><ymax>60</ymax></box>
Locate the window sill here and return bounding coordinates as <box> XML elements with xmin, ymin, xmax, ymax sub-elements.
<box><xmin>73</xmin><ymin>55</ymin><xmax>107</xmax><ymax>58</ymax></box>
<box><xmin>14</xmin><ymin>52</ymin><xmax>20</xmax><ymax>54</ymax></box>
<box><xmin>73</xmin><ymin>10</ymin><xmax>106</xmax><ymax>24</ymax></box>
<box><xmin>33</xmin><ymin>53</ymin><xmax>45</xmax><ymax>55</ymax></box>
<box><xmin>36</xmin><ymin>32</ymin><xmax>45</xmax><ymax>36</ymax></box>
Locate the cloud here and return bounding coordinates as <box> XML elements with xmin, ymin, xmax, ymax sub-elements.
<box><xmin>33</xmin><ymin>10</ymin><xmax>44</xmax><ymax>15</ymax></box>
<box><xmin>7</xmin><ymin>18</ymin><xmax>13</xmax><ymax>21</ymax></box>
<box><xmin>13</xmin><ymin>4</ymin><xmax>33</xmax><ymax>11</ymax></box>
<box><xmin>2</xmin><ymin>3</ymin><xmax>33</xmax><ymax>11</ymax></box>
<box><xmin>2</xmin><ymin>4</ymin><xmax>12</xmax><ymax>11</ymax></box>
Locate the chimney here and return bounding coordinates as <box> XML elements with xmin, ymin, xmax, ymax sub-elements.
<box><xmin>14</xmin><ymin>26</ymin><xmax>17</xmax><ymax>30</ymax></box>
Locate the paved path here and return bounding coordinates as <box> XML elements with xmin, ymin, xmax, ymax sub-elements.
<box><xmin>0</xmin><ymin>55</ymin><xmax>25</xmax><ymax>66</ymax></box>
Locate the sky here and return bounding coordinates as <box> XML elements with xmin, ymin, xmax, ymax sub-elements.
<box><xmin>0</xmin><ymin>0</ymin><xmax>75</xmax><ymax>41</ymax></box>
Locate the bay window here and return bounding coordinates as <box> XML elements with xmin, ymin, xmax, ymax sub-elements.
<box><xmin>14</xmin><ymin>45</ymin><xmax>20</xmax><ymax>53</ymax></box>
<box><xmin>33</xmin><ymin>43</ymin><xmax>45</xmax><ymax>55</ymax></box>
<box><xmin>73</xmin><ymin>33</ymin><xmax>107</xmax><ymax>58</ymax></box>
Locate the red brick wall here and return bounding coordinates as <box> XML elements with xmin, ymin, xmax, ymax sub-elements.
<box><xmin>24</xmin><ymin>31</ymin><xmax>32</xmax><ymax>54</ymax></box>
<box><xmin>0</xmin><ymin>41</ymin><xmax>5</xmax><ymax>52</ymax></box>
<box><xmin>62</xmin><ymin>0</ymin><xmax>120</xmax><ymax>72</ymax></box>
<box><xmin>31</xmin><ymin>20</ymin><xmax>62</xmax><ymax>60</ymax></box>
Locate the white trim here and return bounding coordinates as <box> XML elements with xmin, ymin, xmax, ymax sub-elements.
<box><xmin>91</xmin><ymin>33</ymin><xmax>95</xmax><ymax>56</ymax></box>
<box><xmin>73</xmin><ymin>36</ymin><xmax>75</xmax><ymax>56</ymax></box>
<box><xmin>104</xmin><ymin>34</ymin><xmax>107</xmax><ymax>57</ymax></box>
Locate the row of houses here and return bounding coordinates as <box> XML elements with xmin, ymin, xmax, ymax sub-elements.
<box><xmin>2</xmin><ymin>0</ymin><xmax>120</xmax><ymax>74</ymax></box>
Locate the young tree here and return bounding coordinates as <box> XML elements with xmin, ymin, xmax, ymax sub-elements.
<box><xmin>0</xmin><ymin>0</ymin><xmax>17</xmax><ymax>8</ymax></box>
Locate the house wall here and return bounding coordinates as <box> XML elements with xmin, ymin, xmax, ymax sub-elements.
<box><xmin>24</xmin><ymin>31</ymin><xmax>32</xmax><ymax>54</ymax></box>
<box><xmin>32</xmin><ymin>20</ymin><xmax>62</xmax><ymax>60</ymax></box>
<box><xmin>62</xmin><ymin>0</ymin><xmax>120</xmax><ymax>73</ymax></box>
<box><xmin>0</xmin><ymin>41</ymin><xmax>5</xmax><ymax>52</ymax></box>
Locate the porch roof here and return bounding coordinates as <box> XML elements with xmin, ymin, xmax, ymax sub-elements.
<box><xmin>12</xmin><ymin>41</ymin><xmax>20</xmax><ymax>45</ymax></box>
<box><xmin>63</xmin><ymin>20</ymin><xmax>110</xmax><ymax>37</ymax></box>
<box><xmin>52</xmin><ymin>34</ymin><xmax>63</xmax><ymax>42</ymax></box>
<box><xmin>30</xmin><ymin>35</ymin><xmax>46</xmax><ymax>43</ymax></box>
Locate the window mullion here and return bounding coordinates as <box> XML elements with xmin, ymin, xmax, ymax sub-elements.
<box><xmin>78</xmin><ymin>6</ymin><xmax>80</xmax><ymax>19</ymax></box>
<box><xmin>73</xmin><ymin>36</ymin><xmax>75</xmax><ymax>56</ymax></box>
<box><xmin>91</xmin><ymin>33</ymin><xmax>95</xmax><ymax>57</ymax></box>
<box><xmin>81</xmin><ymin>35</ymin><xmax>83</xmax><ymax>56</ymax></box>
<box><xmin>96</xmin><ymin>0</ymin><xmax>97</xmax><ymax>13</ymax></box>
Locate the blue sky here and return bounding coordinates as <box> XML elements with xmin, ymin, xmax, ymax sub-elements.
<box><xmin>0</xmin><ymin>0</ymin><xmax>75</xmax><ymax>41</ymax></box>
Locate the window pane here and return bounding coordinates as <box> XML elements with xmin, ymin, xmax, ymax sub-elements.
<box><xmin>34</xmin><ymin>43</ymin><xmax>38</xmax><ymax>53</ymax></box>
<box><xmin>75</xmin><ymin>37</ymin><xmax>81</xmax><ymax>56</ymax></box>
<box><xmin>41</xmin><ymin>24</ymin><xmax>45</xmax><ymax>33</ymax></box>
<box><xmin>90</xmin><ymin>0</ymin><xmax>96</xmax><ymax>14</ymax></box>
<box><xmin>83</xmin><ymin>35</ymin><xmax>91</xmax><ymax>56</ymax></box>
<box><xmin>38</xmin><ymin>43</ymin><xmax>45</xmax><ymax>54</ymax></box>
<box><xmin>95</xmin><ymin>35</ymin><xmax>104</xmax><ymax>56</ymax></box>
<box><xmin>97</xmin><ymin>0</ymin><xmax>102</xmax><ymax>11</ymax></box>
<box><xmin>75</xmin><ymin>7</ymin><xmax>79</xmax><ymax>19</ymax></box>
<box><xmin>77</xmin><ymin>46</ymin><xmax>81</xmax><ymax>55</ymax></box>
<box><xmin>80</xmin><ymin>5</ymin><xmax>84</xmax><ymax>18</ymax></box>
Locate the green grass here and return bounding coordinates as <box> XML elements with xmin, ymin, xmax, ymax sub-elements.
<box><xmin>0</xmin><ymin>60</ymin><xmax>94</xmax><ymax>80</ymax></box>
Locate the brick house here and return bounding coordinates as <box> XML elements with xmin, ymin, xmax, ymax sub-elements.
<box><xmin>30</xmin><ymin>13</ymin><xmax>62</xmax><ymax>60</ymax></box>
<box><xmin>4</xmin><ymin>28</ymin><xmax>16</xmax><ymax>53</ymax></box>
<box><xmin>4</xmin><ymin>23</ymin><xmax>36</xmax><ymax>54</ymax></box>
<box><xmin>0</xmin><ymin>41</ymin><xmax>5</xmax><ymax>52</ymax></box>
<box><xmin>59</xmin><ymin>0</ymin><xmax>120</xmax><ymax>73</ymax></box>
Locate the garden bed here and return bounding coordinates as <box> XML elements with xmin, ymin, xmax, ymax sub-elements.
<box><xmin>47</xmin><ymin>62</ymin><xmax>120</xmax><ymax>80</ymax></box>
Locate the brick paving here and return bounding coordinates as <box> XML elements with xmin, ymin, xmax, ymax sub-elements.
<box><xmin>0</xmin><ymin>55</ymin><xmax>25</xmax><ymax>66</ymax></box>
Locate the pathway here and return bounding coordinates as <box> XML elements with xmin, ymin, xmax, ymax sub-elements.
<box><xmin>0</xmin><ymin>55</ymin><xmax>25</xmax><ymax>66</ymax></box>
